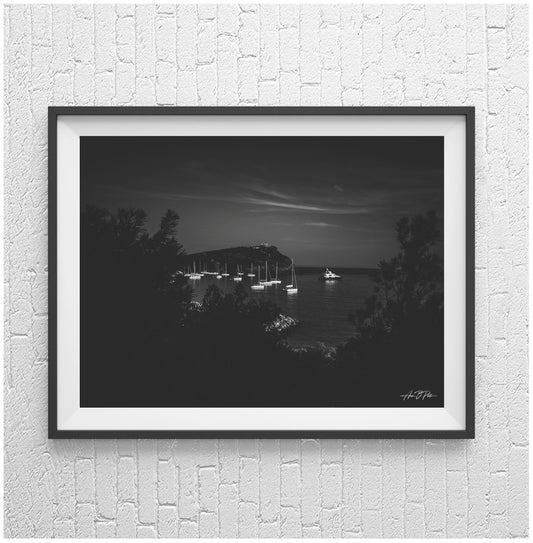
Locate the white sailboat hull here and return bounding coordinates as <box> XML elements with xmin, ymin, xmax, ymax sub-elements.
<box><xmin>284</xmin><ymin>259</ymin><xmax>298</xmax><ymax>293</ymax></box>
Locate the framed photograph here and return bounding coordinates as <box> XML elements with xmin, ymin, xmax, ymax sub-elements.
<box><xmin>49</xmin><ymin>107</ymin><xmax>474</xmax><ymax>438</ymax></box>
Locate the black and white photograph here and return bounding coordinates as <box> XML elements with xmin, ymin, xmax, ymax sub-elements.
<box><xmin>80</xmin><ymin>134</ymin><xmax>444</xmax><ymax>408</ymax></box>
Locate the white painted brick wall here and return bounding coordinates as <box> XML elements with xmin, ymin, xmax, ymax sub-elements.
<box><xmin>4</xmin><ymin>4</ymin><xmax>528</xmax><ymax>538</ymax></box>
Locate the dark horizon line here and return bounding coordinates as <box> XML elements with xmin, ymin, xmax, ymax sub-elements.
<box><xmin>293</xmin><ymin>265</ymin><xmax>378</xmax><ymax>271</ymax></box>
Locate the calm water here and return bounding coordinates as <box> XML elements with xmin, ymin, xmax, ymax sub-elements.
<box><xmin>190</xmin><ymin>269</ymin><xmax>376</xmax><ymax>347</ymax></box>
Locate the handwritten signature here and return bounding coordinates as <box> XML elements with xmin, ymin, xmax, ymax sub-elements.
<box><xmin>400</xmin><ymin>390</ymin><xmax>438</xmax><ymax>401</ymax></box>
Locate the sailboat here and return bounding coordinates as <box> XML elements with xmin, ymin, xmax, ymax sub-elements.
<box><xmin>237</xmin><ymin>264</ymin><xmax>244</xmax><ymax>276</ymax></box>
<box><xmin>190</xmin><ymin>261</ymin><xmax>202</xmax><ymax>280</ymax></box>
<box><xmin>247</xmin><ymin>263</ymin><xmax>255</xmax><ymax>278</ymax></box>
<box><xmin>260</xmin><ymin>260</ymin><xmax>273</xmax><ymax>286</ymax></box>
<box><xmin>233</xmin><ymin>264</ymin><xmax>243</xmax><ymax>281</ymax></box>
<box><xmin>271</xmin><ymin>262</ymin><xmax>281</xmax><ymax>284</ymax></box>
<box><xmin>251</xmin><ymin>264</ymin><xmax>265</xmax><ymax>290</ymax></box>
<box><xmin>221</xmin><ymin>263</ymin><xmax>229</xmax><ymax>277</ymax></box>
<box><xmin>284</xmin><ymin>260</ymin><xmax>298</xmax><ymax>293</ymax></box>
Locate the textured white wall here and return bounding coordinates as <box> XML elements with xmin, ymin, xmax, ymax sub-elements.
<box><xmin>4</xmin><ymin>3</ymin><xmax>528</xmax><ymax>538</ymax></box>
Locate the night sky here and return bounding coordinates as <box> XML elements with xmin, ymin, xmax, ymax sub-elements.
<box><xmin>81</xmin><ymin>136</ymin><xmax>443</xmax><ymax>267</ymax></box>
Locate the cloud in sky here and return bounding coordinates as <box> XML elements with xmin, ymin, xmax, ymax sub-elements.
<box><xmin>242</xmin><ymin>197</ymin><xmax>368</xmax><ymax>214</ymax></box>
<box><xmin>95</xmin><ymin>182</ymin><xmax>370</xmax><ymax>215</ymax></box>
<box><xmin>304</xmin><ymin>222</ymin><xmax>342</xmax><ymax>228</ymax></box>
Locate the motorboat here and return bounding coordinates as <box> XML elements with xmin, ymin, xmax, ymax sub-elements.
<box><xmin>320</xmin><ymin>268</ymin><xmax>342</xmax><ymax>281</ymax></box>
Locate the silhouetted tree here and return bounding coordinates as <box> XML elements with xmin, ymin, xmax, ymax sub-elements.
<box><xmin>81</xmin><ymin>205</ymin><xmax>192</xmax><ymax>405</ymax></box>
<box><xmin>337</xmin><ymin>211</ymin><xmax>444</xmax><ymax>403</ymax></box>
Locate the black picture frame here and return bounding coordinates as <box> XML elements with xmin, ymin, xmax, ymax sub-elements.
<box><xmin>48</xmin><ymin>106</ymin><xmax>475</xmax><ymax>439</ymax></box>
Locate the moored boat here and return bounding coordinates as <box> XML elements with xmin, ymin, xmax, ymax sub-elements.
<box><xmin>189</xmin><ymin>262</ymin><xmax>202</xmax><ymax>280</ymax></box>
<box><xmin>260</xmin><ymin>260</ymin><xmax>273</xmax><ymax>286</ymax></box>
<box><xmin>251</xmin><ymin>265</ymin><xmax>265</xmax><ymax>290</ymax></box>
<box><xmin>319</xmin><ymin>268</ymin><xmax>342</xmax><ymax>281</ymax></box>
<box><xmin>271</xmin><ymin>262</ymin><xmax>282</xmax><ymax>284</ymax></box>
<box><xmin>284</xmin><ymin>260</ymin><xmax>298</xmax><ymax>293</ymax></box>
<box><xmin>233</xmin><ymin>264</ymin><xmax>243</xmax><ymax>280</ymax></box>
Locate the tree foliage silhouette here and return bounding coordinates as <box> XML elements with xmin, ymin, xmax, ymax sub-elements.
<box><xmin>81</xmin><ymin>205</ymin><xmax>192</xmax><ymax>405</ymax></box>
<box><xmin>337</xmin><ymin>211</ymin><xmax>444</xmax><ymax>400</ymax></box>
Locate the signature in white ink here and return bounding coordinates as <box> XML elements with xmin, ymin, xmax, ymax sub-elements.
<box><xmin>400</xmin><ymin>390</ymin><xmax>438</xmax><ymax>401</ymax></box>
